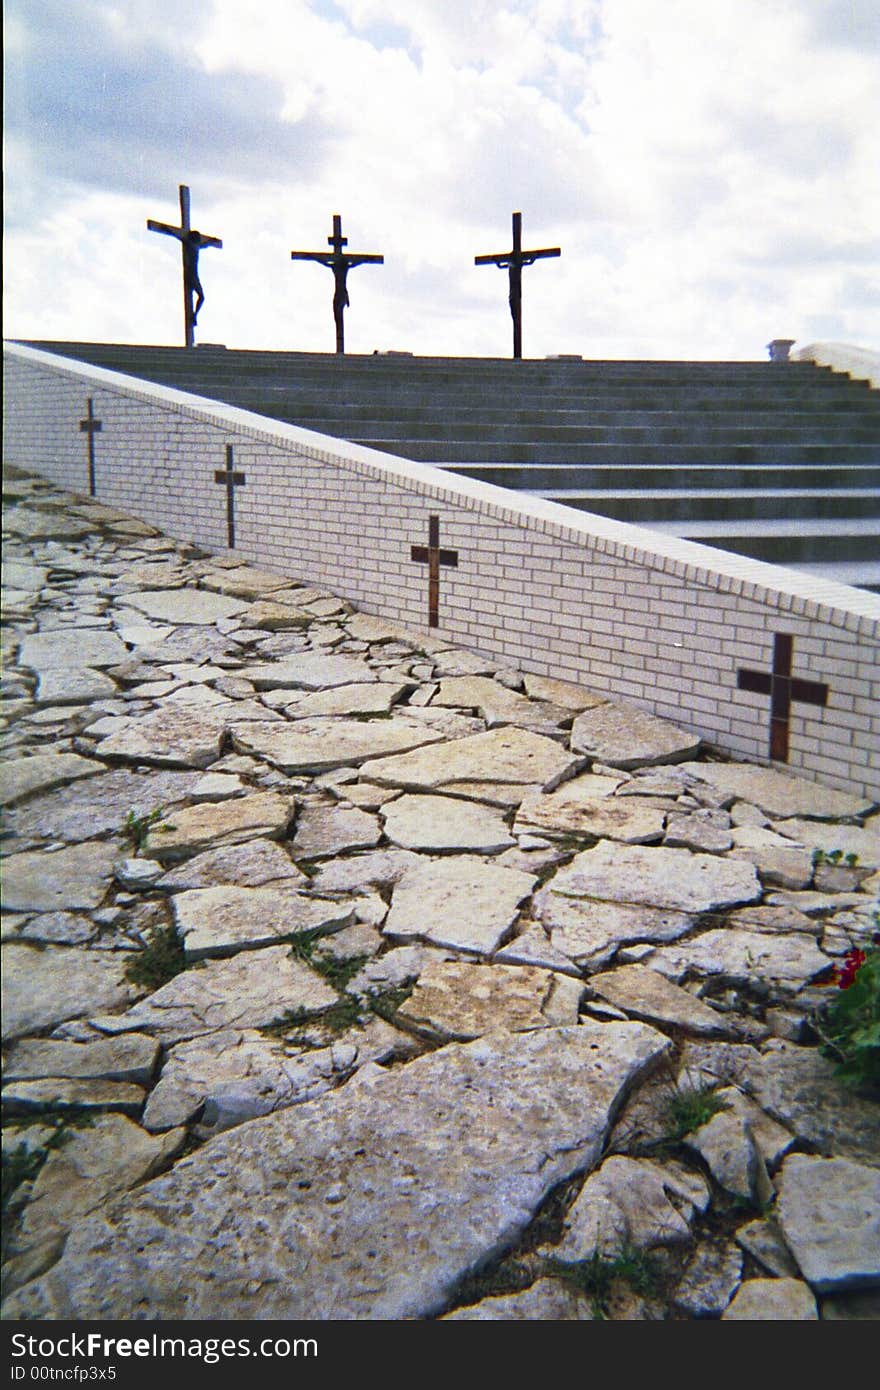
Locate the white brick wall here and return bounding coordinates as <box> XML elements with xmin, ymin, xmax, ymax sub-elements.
<box><xmin>5</xmin><ymin>340</ymin><xmax>880</xmax><ymax>802</ymax></box>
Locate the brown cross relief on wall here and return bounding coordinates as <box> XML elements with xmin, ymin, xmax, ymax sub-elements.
<box><xmin>737</xmin><ymin>632</ymin><xmax>829</xmax><ymax>762</ymax></box>
<box><xmin>410</xmin><ymin>515</ymin><xmax>459</xmax><ymax>628</ymax></box>
<box><xmin>79</xmin><ymin>398</ymin><xmax>102</xmax><ymax>498</ymax></box>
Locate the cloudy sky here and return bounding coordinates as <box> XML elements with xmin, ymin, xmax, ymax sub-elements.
<box><xmin>4</xmin><ymin>0</ymin><xmax>879</xmax><ymax>360</ymax></box>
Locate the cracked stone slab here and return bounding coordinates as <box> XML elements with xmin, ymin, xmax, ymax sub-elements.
<box><xmin>240</xmin><ymin>601</ymin><xmax>312</xmax><ymax>631</ymax></box>
<box><xmin>570</xmin><ymin>703</ymin><xmax>701</xmax><ymax>769</ymax></box>
<box><xmin>10</xmin><ymin>1116</ymin><xmax>185</xmax><ymax>1253</ymax></box>
<box><xmin>381</xmin><ymin>793</ymin><xmax>515</xmax><ymax>853</ymax></box>
<box><xmin>535</xmin><ymin>891</ymin><xmax>695</xmax><ymax>970</ymax></box>
<box><xmin>0</xmin><ymin>754</ymin><xmax>105</xmax><ymax>807</ymax></box>
<box><xmin>291</xmin><ymin>804</ymin><xmax>382</xmax><ymax>859</ymax></box>
<box><xmin>674</xmin><ymin>1241</ymin><xmax>743</xmax><ymax>1318</ymax></box>
<box><xmin>522</xmin><ymin>674</ymin><xmax>607</xmax><ymax>711</ymax></box>
<box><xmin>94</xmin><ymin>945</ymin><xmax>339</xmax><ymax>1045</ymax></box>
<box><xmin>728</xmin><ymin>826</ymin><xmax>814</xmax><ymax>889</ymax></box>
<box><xmin>281</xmin><ymin>684</ymin><xmax>409</xmax><ymax>718</ymax></box>
<box><xmin>121</xmin><ymin>589</ymin><xmax>248</xmax><ymax>625</ymax></box>
<box><xmin>7</xmin><ymin>769</ymin><xmax>203</xmax><ymax>845</ymax></box>
<box><xmin>90</xmin><ymin>703</ymin><xmax>236</xmax><ymax>768</ymax></box>
<box><xmin>199</xmin><ymin>567</ymin><xmax>295</xmax><ymax>599</ymax></box>
<box><xmin>516</xmin><ymin>791</ymin><xmax>666</xmax><ymax>844</ymax></box>
<box><xmin>231</xmin><ymin>717</ymin><xmax>445</xmax><ymax>773</ymax></box>
<box><xmin>3</xmin><ymin>1035</ymin><xmax>159</xmax><ymax>1086</ymax></box>
<box><xmin>431</xmin><ymin>676</ymin><xmax>567</xmax><ymax>731</ymax></box>
<box><xmin>735</xmin><ymin>1218</ymin><xmax>801</xmax><ymax>1279</ymax></box>
<box><xmin>142</xmin><ymin>792</ymin><xmax>294</xmax><ymax>861</ymax></box>
<box><xmin>588</xmin><ymin>964</ymin><xmax>728</xmax><ymax>1036</ymax></box>
<box><xmin>2</xmin><ymin>1077</ymin><xmax>147</xmax><ymax>1116</ymax></box>
<box><xmin>35</xmin><ymin>667</ymin><xmax>119</xmax><ymax>706</ymax></box>
<box><xmin>645</xmin><ymin>928</ymin><xmax>830</xmax><ymax>989</ymax></box>
<box><xmin>1</xmin><ymin>841</ymin><xmax>119</xmax><ymax>912</ymax></box>
<box><xmin>18</xmin><ymin>628</ymin><xmax>130</xmax><ymax>672</ymax></box>
<box><xmin>736</xmin><ymin>1042</ymin><xmax>880</xmax><ymax>1169</ymax></box>
<box><xmin>546</xmin><ymin>841</ymin><xmax>761</xmax><ymax>913</ymax></box>
<box><xmin>494</xmin><ymin>923</ymin><xmax>581</xmax><ymax>976</ymax></box>
<box><xmin>306</xmin><ymin>849</ymin><xmax>425</xmax><ymax>896</ymax></box>
<box><xmin>443</xmin><ymin>1278</ymin><xmax>593</xmax><ymax>1320</ymax></box>
<box><xmin>238</xmin><ymin>652</ymin><xmax>377</xmax><ymax>690</ymax></box>
<box><xmin>142</xmin><ymin>1019</ymin><xmax>418</xmax><ymax>1133</ymax></box>
<box><xmin>549</xmin><ymin>1155</ymin><xmax>710</xmax><ymax>1259</ymax></box>
<box><xmin>678</xmin><ymin>763</ymin><xmax>875</xmax><ymax>820</ymax></box>
<box><xmin>383</xmin><ymin>859</ymin><xmax>536</xmax><ymax>954</ymax></box>
<box><xmin>1</xmin><ymin>1022</ymin><xmax>669</xmax><ymax>1321</ymax></box>
<box><xmin>362</xmin><ymin>727</ymin><xmax>585</xmax><ymax>795</ymax></box>
<box><xmin>684</xmin><ymin>1103</ymin><xmax>773</xmax><ymax>1204</ymax></box>
<box><xmin>723</xmin><ymin>1277</ymin><xmax>818</xmax><ymax>1319</ymax></box>
<box><xmin>154</xmin><ymin>839</ymin><xmax>307</xmax><ymax>891</ymax></box>
<box><xmin>396</xmin><ymin>959</ymin><xmax>583</xmax><ymax>1039</ymax></box>
<box><xmin>771</xmin><ymin>818</ymin><xmax>880</xmax><ymax>869</ymax></box>
<box><xmin>665</xmin><ymin>809</ymin><xmax>733</xmax><ymax>853</ymax></box>
<box><xmin>2</xmin><ymin>945</ymin><xmax>134</xmax><ymax>1043</ymax></box>
<box><xmin>171</xmin><ymin>885</ymin><xmax>356</xmax><ymax>959</ymax></box>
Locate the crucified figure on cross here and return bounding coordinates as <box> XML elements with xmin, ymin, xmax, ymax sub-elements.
<box><xmin>147</xmin><ymin>185</ymin><xmax>222</xmax><ymax>347</ymax></box>
<box><xmin>475</xmin><ymin>212</ymin><xmax>561</xmax><ymax>359</ymax></box>
<box><xmin>291</xmin><ymin>214</ymin><xmax>384</xmax><ymax>354</ymax></box>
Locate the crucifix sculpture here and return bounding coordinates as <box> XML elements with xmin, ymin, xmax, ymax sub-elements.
<box><xmin>147</xmin><ymin>185</ymin><xmax>223</xmax><ymax>348</ymax></box>
<box><xmin>475</xmin><ymin>212</ymin><xmax>561</xmax><ymax>359</ymax></box>
<box><xmin>291</xmin><ymin>214</ymin><xmax>384</xmax><ymax>354</ymax></box>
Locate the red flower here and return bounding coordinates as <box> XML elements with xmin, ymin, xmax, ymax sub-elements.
<box><xmin>835</xmin><ymin>948</ymin><xmax>867</xmax><ymax>990</ymax></box>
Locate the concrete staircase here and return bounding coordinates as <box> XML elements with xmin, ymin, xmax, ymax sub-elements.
<box><xmin>23</xmin><ymin>342</ymin><xmax>880</xmax><ymax>590</ymax></box>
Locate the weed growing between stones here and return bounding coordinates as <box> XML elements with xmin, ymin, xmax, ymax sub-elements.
<box><xmin>286</xmin><ymin>929</ymin><xmax>369</xmax><ymax>991</ymax></box>
<box><xmin>811</xmin><ymin>848</ymin><xmax>859</xmax><ymax>868</ymax></box>
<box><xmin>125</xmin><ymin>923</ymin><xmax>187</xmax><ymax>990</ymax></box>
<box><xmin>545</xmin><ymin>1245</ymin><xmax>662</xmax><ymax>1319</ymax></box>
<box><xmin>123</xmin><ymin>806</ymin><xmax>175</xmax><ymax>845</ymax></box>
<box><xmin>662</xmin><ymin>1083</ymin><xmax>729</xmax><ymax>1142</ymax></box>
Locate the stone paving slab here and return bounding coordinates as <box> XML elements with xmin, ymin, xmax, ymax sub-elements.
<box><xmin>1</xmin><ymin>469</ymin><xmax>878</xmax><ymax>1323</ymax></box>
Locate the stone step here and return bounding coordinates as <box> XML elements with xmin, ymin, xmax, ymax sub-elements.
<box><xmin>446</xmin><ymin>463</ymin><xmax>880</xmax><ymax>490</ymax></box>
<box><xmin>645</xmin><ymin>517</ymin><xmax>880</xmax><ymax>565</ymax></box>
<box><xmin>531</xmin><ymin>488</ymin><xmax>880</xmax><ymax>524</ymax></box>
<box><xmin>362</xmin><ymin>439</ymin><xmax>880</xmax><ymax>465</ymax></box>
<box><xmin>287</xmin><ymin>418</ymin><xmax>880</xmax><ymax>446</ymax></box>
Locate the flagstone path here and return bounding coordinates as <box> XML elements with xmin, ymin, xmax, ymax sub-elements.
<box><xmin>1</xmin><ymin>468</ymin><xmax>878</xmax><ymax>1321</ymax></box>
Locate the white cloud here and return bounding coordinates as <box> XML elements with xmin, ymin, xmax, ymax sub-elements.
<box><xmin>4</xmin><ymin>0</ymin><xmax>878</xmax><ymax>358</ymax></box>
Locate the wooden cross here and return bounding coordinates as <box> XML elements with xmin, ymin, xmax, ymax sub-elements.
<box><xmin>291</xmin><ymin>214</ymin><xmax>384</xmax><ymax>354</ymax></box>
<box><xmin>410</xmin><ymin>515</ymin><xmax>458</xmax><ymax>629</ymax></box>
<box><xmin>214</xmin><ymin>445</ymin><xmax>246</xmax><ymax>548</ymax></box>
<box><xmin>737</xmin><ymin>633</ymin><xmax>829</xmax><ymax>762</ymax></box>
<box><xmin>147</xmin><ymin>185</ymin><xmax>222</xmax><ymax>348</ymax></box>
<box><xmin>475</xmin><ymin>211</ymin><xmax>561</xmax><ymax>359</ymax></box>
<box><xmin>79</xmin><ymin>398</ymin><xmax>102</xmax><ymax>497</ymax></box>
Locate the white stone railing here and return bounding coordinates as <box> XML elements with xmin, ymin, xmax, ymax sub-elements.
<box><xmin>4</xmin><ymin>340</ymin><xmax>879</xmax><ymax>802</ymax></box>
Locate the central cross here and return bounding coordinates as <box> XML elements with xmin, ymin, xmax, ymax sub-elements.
<box><xmin>79</xmin><ymin>398</ymin><xmax>102</xmax><ymax>497</ymax></box>
<box><xmin>214</xmin><ymin>445</ymin><xmax>246</xmax><ymax>549</ymax></box>
<box><xmin>147</xmin><ymin>185</ymin><xmax>223</xmax><ymax>348</ymax></box>
<box><xmin>475</xmin><ymin>211</ymin><xmax>561</xmax><ymax>359</ymax></box>
<box><xmin>737</xmin><ymin>633</ymin><xmax>829</xmax><ymax>762</ymax></box>
<box><xmin>410</xmin><ymin>515</ymin><xmax>458</xmax><ymax>629</ymax></box>
<box><xmin>291</xmin><ymin>214</ymin><xmax>384</xmax><ymax>354</ymax></box>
